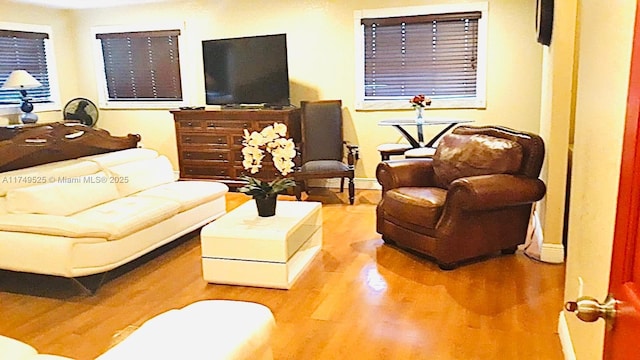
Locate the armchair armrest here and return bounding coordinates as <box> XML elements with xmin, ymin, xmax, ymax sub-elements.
<box><xmin>344</xmin><ymin>141</ymin><xmax>359</xmax><ymax>165</ymax></box>
<box><xmin>445</xmin><ymin>174</ymin><xmax>546</xmax><ymax>211</ymax></box>
<box><xmin>376</xmin><ymin>159</ymin><xmax>438</xmax><ymax>192</ymax></box>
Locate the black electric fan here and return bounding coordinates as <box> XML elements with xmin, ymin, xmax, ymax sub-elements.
<box><xmin>63</xmin><ymin>97</ymin><xmax>99</xmax><ymax>127</ymax></box>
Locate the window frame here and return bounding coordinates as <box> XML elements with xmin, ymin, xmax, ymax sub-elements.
<box><xmin>0</xmin><ymin>22</ymin><xmax>61</xmax><ymax>116</ymax></box>
<box><xmin>354</xmin><ymin>2</ymin><xmax>488</xmax><ymax>111</ymax></box>
<box><xmin>91</xmin><ymin>23</ymin><xmax>191</xmax><ymax>110</ymax></box>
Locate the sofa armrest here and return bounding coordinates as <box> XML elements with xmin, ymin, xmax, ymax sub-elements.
<box><xmin>376</xmin><ymin>159</ymin><xmax>438</xmax><ymax>192</ymax></box>
<box><xmin>445</xmin><ymin>174</ymin><xmax>546</xmax><ymax>211</ymax></box>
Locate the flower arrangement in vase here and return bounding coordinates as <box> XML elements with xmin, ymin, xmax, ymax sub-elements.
<box><xmin>238</xmin><ymin>122</ymin><xmax>297</xmax><ymax>217</ymax></box>
<box><xmin>409</xmin><ymin>94</ymin><xmax>432</xmax><ymax>122</ymax></box>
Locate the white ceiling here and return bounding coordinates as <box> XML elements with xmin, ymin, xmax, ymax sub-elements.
<box><xmin>9</xmin><ymin>0</ymin><xmax>182</xmax><ymax>9</ymax></box>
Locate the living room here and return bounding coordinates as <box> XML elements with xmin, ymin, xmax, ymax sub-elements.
<box><xmin>0</xmin><ymin>0</ymin><xmax>637</xmax><ymax>359</ymax></box>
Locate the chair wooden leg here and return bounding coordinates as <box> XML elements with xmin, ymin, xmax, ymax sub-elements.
<box><xmin>340</xmin><ymin>177</ymin><xmax>345</xmax><ymax>192</ymax></box>
<box><xmin>348</xmin><ymin>177</ymin><xmax>355</xmax><ymax>205</ymax></box>
<box><xmin>294</xmin><ymin>181</ymin><xmax>303</xmax><ymax>201</ymax></box>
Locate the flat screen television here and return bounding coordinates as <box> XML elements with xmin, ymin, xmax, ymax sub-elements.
<box><xmin>202</xmin><ymin>33</ymin><xmax>290</xmax><ymax>107</ymax></box>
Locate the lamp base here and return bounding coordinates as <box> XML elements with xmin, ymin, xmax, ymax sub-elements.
<box><xmin>20</xmin><ymin>112</ymin><xmax>38</xmax><ymax>124</ymax></box>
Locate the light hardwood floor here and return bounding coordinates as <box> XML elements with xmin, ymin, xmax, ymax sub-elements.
<box><xmin>0</xmin><ymin>189</ymin><xmax>565</xmax><ymax>360</ymax></box>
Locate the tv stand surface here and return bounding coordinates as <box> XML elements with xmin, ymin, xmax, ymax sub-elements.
<box><xmin>221</xmin><ymin>103</ymin><xmax>293</xmax><ymax>110</ymax></box>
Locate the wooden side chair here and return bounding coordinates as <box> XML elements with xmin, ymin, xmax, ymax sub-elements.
<box><xmin>293</xmin><ymin>100</ymin><xmax>359</xmax><ymax>205</ymax></box>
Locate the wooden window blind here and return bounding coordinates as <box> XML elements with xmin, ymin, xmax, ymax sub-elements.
<box><xmin>362</xmin><ymin>11</ymin><xmax>481</xmax><ymax>100</ymax></box>
<box><xmin>0</xmin><ymin>30</ymin><xmax>51</xmax><ymax>104</ymax></box>
<box><xmin>96</xmin><ymin>30</ymin><xmax>182</xmax><ymax>101</ymax></box>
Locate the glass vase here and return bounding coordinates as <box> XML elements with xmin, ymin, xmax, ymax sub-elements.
<box><xmin>415</xmin><ymin>107</ymin><xmax>424</xmax><ymax>124</ymax></box>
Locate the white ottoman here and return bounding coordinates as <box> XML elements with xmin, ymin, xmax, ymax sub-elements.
<box><xmin>97</xmin><ymin>300</ymin><xmax>276</xmax><ymax>360</ymax></box>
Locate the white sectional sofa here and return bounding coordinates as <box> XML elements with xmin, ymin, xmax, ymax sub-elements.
<box><xmin>0</xmin><ymin>143</ymin><xmax>228</xmax><ymax>290</ymax></box>
<box><xmin>0</xmin><ymin>335</ymin><xmax>72</xmax><ymax>359</ymax></box>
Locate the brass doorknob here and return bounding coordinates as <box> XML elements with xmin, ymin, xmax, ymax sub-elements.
<box><xmin>565</xmin><ymin>295</ymin><xmax>617</xmax><ymax>323</ymax></box>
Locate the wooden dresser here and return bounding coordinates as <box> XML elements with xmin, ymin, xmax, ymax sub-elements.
<box><xmin>171</xmin><ymin>108</ymin><xmax>301</xmax><ymax>188</ymax></box>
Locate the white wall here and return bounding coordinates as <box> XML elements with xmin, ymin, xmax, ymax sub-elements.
<box><xmin>563</xmin><ymin>1</ymin><xmax>637</xmax><ymax>358</ymax></box>
<box><xmin>48</xmin><ymin>0</ymin><xmax>543</xmax><ymax>180</ymax></box>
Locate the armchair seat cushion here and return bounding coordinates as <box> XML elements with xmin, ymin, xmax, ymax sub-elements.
<box><xmin>300</xmin><ymin>160</ymin><xmax>350</xmax><ymax>174</ymax></box>
<box><xmin>385</xmin><ymin>187</ymin><xmax>447</xmax><ymax>229</ymax></box>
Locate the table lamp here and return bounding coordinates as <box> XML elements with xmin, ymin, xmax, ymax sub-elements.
<box><xmin>1</xmin><ymin>70</ymin><xmax>42</xmax><ymax>124</ymax></box>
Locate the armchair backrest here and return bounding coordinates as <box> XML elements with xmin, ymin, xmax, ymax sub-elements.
<box><xmin>432</xmin><ymin>125</ymin><xmax>545</xmax><ymax>188</ymax></box>
<box><xmin>300</xmin><ymin>100</ymin><xmax>344</xmax><ymax>163</ymax></box>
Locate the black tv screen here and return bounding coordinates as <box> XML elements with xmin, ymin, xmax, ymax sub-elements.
<box><xmin>202</xmin><ymin>33</ymin><xmax>290</xmax><ymax>107</ymax></box>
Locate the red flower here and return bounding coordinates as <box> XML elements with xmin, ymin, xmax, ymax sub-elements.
<box><xmin>410</xmin><ymin>94</ymin><xmax>432</xmax><ymax>108</ymax></box>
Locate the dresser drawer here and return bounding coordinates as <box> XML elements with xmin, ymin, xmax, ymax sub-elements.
<box><xmin>183</xmin><ymin>165</ymin><xmax>231</xmax><ymax>178</ymax></box>
<box><xmin>183</xmin><ymin>150</ymin><xmax>230</xmax><ymax>162</ymax></box>
<box><xmin>176</xmin><ymin>119</ymin><xmax>204</xmax><ymax>130</ymax></box>
<box><xmin>234</xmin><ymin>166</ymin><xmax>279</xmax><ymax>179</ymax></box>
<box><xmin>180</xmin><ymin>134</ymin><xmax>228</xmax><ymax>146</ymax></box>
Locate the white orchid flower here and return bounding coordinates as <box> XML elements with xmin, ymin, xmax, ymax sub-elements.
<box><xmin>238</xmin><ymin>122</ymin><xmax>297</xmax><ymax>196</ymax></box>
<box><xmin>273</xmin><ymin>122</ymin><xmax>287</xmax><ymax>136</ymax></box>
<box><xmin>260</xmin><ymin>125</ymin><xmax>279</xmax><ymax>143</ymax></box>
<box><xmin>244</xmin><ymin>130</ymin><xmax>266</xmax><ymax>147</ymax></box>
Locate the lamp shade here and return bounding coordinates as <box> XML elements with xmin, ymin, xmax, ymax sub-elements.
<box><xmin>1</xmin><ymin>70</ymin><xmax>42</xmax><ymax>90</ymax></box>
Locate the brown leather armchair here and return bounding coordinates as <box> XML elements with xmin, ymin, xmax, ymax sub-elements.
<box><xmin>376</xmin><ymin>125</ymin><xmax>546</xmax><ymax>269</ymax></box>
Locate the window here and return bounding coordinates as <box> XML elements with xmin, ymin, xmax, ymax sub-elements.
<box><xmin>93</xmin><ymin>26</ymin><xmax>185</xmax><ymax>109</ymax></box>
<box><xmin>0</xmin><ymin>23</ymin><xmax>59</xmax><ymax>113</ymax></box>
<box><xmin>354</xmin><ymin>3</ymin><xmax>487</xmax><ymax>110</ymax></box>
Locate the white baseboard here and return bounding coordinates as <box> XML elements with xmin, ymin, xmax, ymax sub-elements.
<box><xmin>558</xmin><ymin>311</ymin><xmax>576</xmax><ymax>360</ymax></box>
<box><xmin>541</xmin><ymin>243</ymin><xmax>565</xmax><ymax>263</ymax></box>
<box><xmin>307</xmin><ymin>177</ymin><xmax>381</xmax><ymax>190</ymax></box>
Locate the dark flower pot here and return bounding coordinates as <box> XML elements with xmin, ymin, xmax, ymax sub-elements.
<box><xmin>254</xmin><ymin>194</ymin><xmax>277</xmax><ymax>217</ymax></box>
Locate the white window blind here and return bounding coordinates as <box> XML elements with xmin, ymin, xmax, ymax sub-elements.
<box><xmin>362</xmin><ymin>11</ymin><xmax>481</xmax><ymax>101</ymax></box>
<box><xmin>0</xmin><ymin>30</ymin><xmax>52</xmax><ymax>104</ymax></box>
<box><xmin>96</xmin><ymin>29</ymin><xmax>182</xmax><ymax>101</ymax></box>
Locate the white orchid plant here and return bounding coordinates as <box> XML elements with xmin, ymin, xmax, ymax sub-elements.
<box><xmin>238</xmin><ymin>122</ymin><xmax>297</xmax><ymax>199</ymax></box>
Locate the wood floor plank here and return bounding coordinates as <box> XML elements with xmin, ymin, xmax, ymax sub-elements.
<box><xmin>0</xmin><ymin>189</ymin><xmax>565</xmax><ymax>359</ymax></box>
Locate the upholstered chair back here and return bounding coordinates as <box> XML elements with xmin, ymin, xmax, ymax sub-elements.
<box><xmin>300</xmin><ymin>100</ymin><xmax>344</xmax><ymax>163</ymax></box>
<box><xmin>431</xmin><ymin>125</ymin><xmax>545</xmax><ymax>189</ymax></box>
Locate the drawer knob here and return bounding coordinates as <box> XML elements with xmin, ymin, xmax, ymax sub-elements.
<box><xmin>186</xmin><ymin>152</ymin><xmax>191</xmax><ymax>158</ymax></box>
<box><xmin>185</xmin><ymin>137</ymin><xmax>191</xmax><ymax>143</ymax></box>
<box><xmin>243</xmin><ymin>123</ymin><xmax>249</xmax><ymax>128</ymax></box>
<box><xmin>218</xmin><ymin>154</ymin><xmax>223</xmax><ymax>159</ymax></box>
<box><xmin>207</xmin><ymin>122</ymin><xmax>215</xmax><ymax>128</ymax></box>
<box><xmin>187</xmin><ymin>122</ymin><xmax>193</xmax><ymax>127</ymax></box>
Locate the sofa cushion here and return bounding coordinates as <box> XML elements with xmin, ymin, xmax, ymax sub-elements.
<box><xmin>433</xmin><ymin>133</ymin><xmax>523</xmax><ymax>188</ymax></box>
<box><xmin>72</xmin><ymin>196</ymin><xmax>181</xmax><ymax>240</ymax></box>
<box><xmin>0</xmin><ymin>158</ymin><xmax>100</xmax><ymax>196</ymax></box>
<box><xmin>107</xmin><ymin>156</ymin><xmax>175</xmax><ymax>196</ymax></box>
<box><xmin>0</xmin><ymin>335</ymin><xmax>73</xmax><ymax>359</ymax></box>
<box><xmin>81</xmin><ymin>147</ymin><xmax>159</xmax><ymax>168</ymax></box>
<box><xmin>0</xmin><ymin>335</ymin><xmax>38</xmax><ymax>359</ymax></box>
<box><xmin>134</xmin><ymin>181</ymin><xmax>228</xmax><ymax>212</ymax></box>
<box><xmin>0</xmin><ymin>214</ymin><xmax>112</xmax><ymax>238</ymax></box>
<box><xmin>5</xmin><ymin>172</ymin><xmax>120</xmax><ymax>216</ymax></box>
